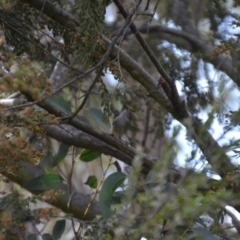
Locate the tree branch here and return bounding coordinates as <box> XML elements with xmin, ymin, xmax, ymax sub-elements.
<box><xmin>17</xmin><ymin>0</ymin><xmax>234</xmax><ymax>176</ymax></box>
<box><xmin>19</xmin><ymin>0</ymin><xmax>78</xmax><ymax>29</ymax></box>
<box><xmin>113</xmin><ymin>0</ymin><xmax>183</xmax><ymax>113</ymax></box>
<box><xmin>26</xmin><ymin>95</ymin><xmax>156</xmax><ymax>173</ymax></box>
<box><xmin>225</xmin><ymin>208</ymin><xmax>240</xmax><ymax>236</ymax></box>
<box><xmin>3</xmin><ymin>162</ymin><xmax>101</xmax><ymax>220</ymax></box>
<box><xmin>112</xmin><ymin>23</ymin><xmax>240</xmax><ymax>88</ymax></box>
<box><xmin>105</xmin><ymin>37</ymin><xmax>233</xmax><ymax>177</ymax></box>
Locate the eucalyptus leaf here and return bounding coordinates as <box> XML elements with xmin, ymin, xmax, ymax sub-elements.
<box><xmin>99</xmin><ymin>172</ymin><xmax>126</xmax><ymax>219</ymax></box>
<box><xmin>52</xmin><ymin>219</ymin><xmax>66</xmax><ymax>240</ymax></box>
<box><xmin>48</xmin><ymin>96</ymin><xmax>72</xmax><ymax>114</ymax></box>
<box><xmin>42</xmin><ymin>233</ymin><xmax>54</xmax><ymax>240</ymax></box>
<box><xmin>80</xmin><ymin>149</ymin><xmax>101</xmax><ymax>162</ymax></box>
<box><xmin>85</xmin><ymin>175</ymin><xmax>98</xmax><ymax>189</ymax></box>
<box><xmin>23</xmin><ymin>173</ymin><xmax>63</xmax><ymax>191</ymax></box>
<box><xmin>89</xmin><ymin>108</ymin><xmax>110</xmax><ymax>132</ymax></box>
<box><xmin>52</xmin><ymin>143</ymin><xmax>70</xmax><ymax>167</ymax></box>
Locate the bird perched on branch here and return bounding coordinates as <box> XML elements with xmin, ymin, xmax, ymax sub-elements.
<box><xmin>111</xmin><ymin>108</ymin><xmax>132</xmax><ymax>139</ymax></box>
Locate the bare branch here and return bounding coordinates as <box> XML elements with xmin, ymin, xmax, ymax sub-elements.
<box><xmin>0</xmin><ymin>98</ymin><xmax>26</xmax><ymax>106</ymax></box>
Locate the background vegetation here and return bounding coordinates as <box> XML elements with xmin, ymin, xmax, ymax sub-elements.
<box><xmin>0</xmin><ymin>0</ymin><xmax>240</xmax><ymax>239</ymax></box>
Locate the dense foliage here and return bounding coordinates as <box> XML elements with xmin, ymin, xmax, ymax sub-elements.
<box><xmin>0</xmin><ymin>0</ymin><xmax>240</xmax><ymax>239</ymax></box>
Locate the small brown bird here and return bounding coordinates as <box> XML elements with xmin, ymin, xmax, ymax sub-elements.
<box><xmin>111</xmin><ymin>108</ymin><xmax>132</xmax><ymax>139</ymax></box>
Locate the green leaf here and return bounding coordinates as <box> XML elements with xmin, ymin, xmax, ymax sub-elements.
<box><xmin>145</xmin><ymin>170</ymin><xmax>159</xmax><ymax>184</ymax></box>
<box><xmin>0</xmin><ymin>194</ymin><xmax>13</xmax><ymax>209</ymax></box>
<box><xmin>42</xmin><ymin>233</ymin><xmax>54</xmax><ymax>240</ymax></box>
<box><xmin>78</xmin><ymin>115</ymin><xmax>91</xmax><ymax>126</ymax></box>
<box><xmin>27</xmin><ymin>234</ymin><xmax>37</xmax><ymax>240</ymax></box>
<box><xmin>52</xmin><ymin>143</ymin><xmax>70</xmax><ymax>167</ymax></box>
<box><xmin>175</xmin><ymin>225</ymin><xmax>192</xmax><ymax>235</ymax></box>
<box><xmin>161</xmin><ymin>183</ymin><xmax>177</xmax><ymax>194</ymax></box>
<box><xmin>99</xmin><ymin>172</ymin><xmax>126</xmax><ymax>219</ymax></box>
<box><xmin>39</xmin><ymin>152</ymin><xmax>52</xmax><ymax>171</ymax></box>
<box><xmin>23</xmin><ymin>173</ymin><xmax>63</xmax><ymax>191</ymax></box>
<box><xmin>80</xmin><ymin>149</ymin><xmax>101</xmax><ymax>162</ymax></box>
<box><xmin>112</xmin><ymin>191</ymin><xmax>125</xmax><ymax>204</ymax></box>
<box><xmin>192</xmin><ymin>227</ymin><xmax>216</xmax><ymax>240</ymax></box>
<box><xmin>52</xmin><ymin>219</ymin><xmax>66</xmax><ymax>240</ymax></box>
<box><xmin>89</xmin><ymin>108</ymin><xmax>110</xmax><ymax>132</ymax></box>
<box><xmin>48</xmin><ymin>96</ymin><xmax>72</xmax><ymax>114</ymax></box>
<box><xmin>85</xmin><ymin>175</ymin><xmax>98</xmax><ymax>189</ymax></box>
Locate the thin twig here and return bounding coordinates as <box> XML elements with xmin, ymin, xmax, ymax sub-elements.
<box><xmin>142</xmin><ymin>105</ymin><xmax>151</xmax><ymax>147</ymax></box>
<box><xmin>69</xmin><ymin>147</ymin><xmax>79</xmax><ymax>239</ymax></box>
<box><xmin>67</xmin><ymin>69</ymin><xmax>101</xmax><ymax>120</ymax></box>
<box><xmin>152</xmin><ymin>0</ymin><xmax>160</xmax><ymax>17</ymax></box>
<box><xmin>69</xmin><ymin>146</ymin><xmax>75</xmax><ymax>194</ymax></box>
<box><xmin>144</xmin><ymin>0</ymin><xmax>150</xmax><ymax>11</ymax></box>
<box><xmin>82</xmin><ymin>157</ymin><xmax>113</xmax><ymax>218</ymax></box>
